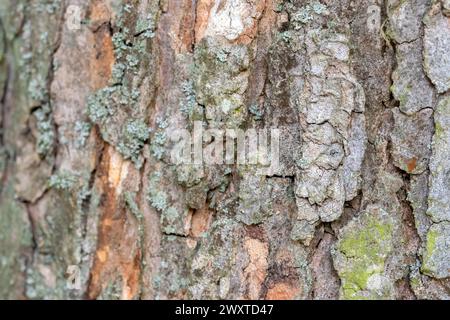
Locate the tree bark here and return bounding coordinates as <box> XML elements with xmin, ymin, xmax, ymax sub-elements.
<box><xmin>0</xmin><ymin>0</ymin><xmax>449</xmax><ymax>299</ymax></box>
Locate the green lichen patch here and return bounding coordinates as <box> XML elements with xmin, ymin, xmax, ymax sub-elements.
<box><xmin>149</xmin><ymin>190</ymin><xmax>168</xmax><ymax>212</ymax></box>
<box><xmin>134</xmin><ymin>14</ymin><xmax>156</xmax><ymax>39</ymax></box>
<box><xmin>97</xmin><ymin>276</ymin><xmax>123</xmax><ymax>300</ymax></box>
<box><xmin>150</xmin><ymin>124</ymin><xmax>167</xmax><ymax>161</ymax></box>
<box><xmin>117</xmin><ymin>119</ymin><xmax>150</xmax><ymax>164</ymax></box>
<box><xmin>427</xmin><ymin>96</ymin><xmax>450</xmax><ymax>223</ymax></box>
<box><xmin>160</xmin><ymin>207</ymin><xmax>180</xmax><ymax>235</ymax></box>
<box><xmin>86</xmin><ymin>87</ymin><xmax>115</xmax><ymax>124</ymax></box>
<box><xmin>85</xmin><ymin>2</ymin><xmax>160</xmax><ymax>167</ymax></box>
<box><xmin>74</xmin><ymin>121</ymin><xmax>92</xmax><ymax>148</ymax></box>
<box><xmin>249</xmin><ymin>104</ymin><xmax>263</xmax><ymax>121</ymax></box>
<box><xmin>291</xmin><ymin>1</ymin><xmax>328</xmax><ymax>29</ymax></box>
<box><xmin>421</xmin><ymin>222</ymin><xmax>450</xmax><ymax>279</ymax></box>
<box><xmin>147</xmin><ymin>171</ymin><xmax>188</xmax><ymax>236</ymax></box>
<box><xmin>179</xmin><ymin>80</ymin><xmax>198</xmax><ymax>118</ymax></box>
<box><xmin>193</xmin><ymin>37</ymin><xmax>250</xmax><ymax>128</ymax></box>
<box><xmin>49</xmin><ymin>171</ymin><xmax>77</xmax><ymax>190</ymax></box>
<box><xmin>28</xmin><ymin>74</ymin><xmax>49</xmax><ymax>103</ymax></box>
<box><xmin>32</xmin><ymin>104</ymin><xmax>55</xmax><ymax>156</ymax></box>
<box><xmin>333</xmin><ymin>207</ymin><xmax>395</xmax><ymax>299</ymax></box>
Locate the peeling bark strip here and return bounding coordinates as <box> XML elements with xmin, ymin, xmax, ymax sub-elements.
<box><xmin>0</xmin><ymin>0</ymin><xmax>450</xmax><ymax>300</ymax></box>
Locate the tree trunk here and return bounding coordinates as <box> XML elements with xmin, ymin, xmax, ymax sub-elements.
<box><xmin>0</xmin><ymin>0</ymin><xmax>449</xmax><ymax>300</ymax></box>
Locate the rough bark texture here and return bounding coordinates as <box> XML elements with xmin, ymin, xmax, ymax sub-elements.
<box><xmin>0</xmin><ymin>0</ymin><xmax>449</xmax><ymax>300</ymax></box>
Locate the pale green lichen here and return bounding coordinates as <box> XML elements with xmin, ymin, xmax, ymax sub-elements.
<box><xmin>25</xmin><ymin>267</ymin><xmax>65</xmax><ymax>299</ymax></box>
<box><xmin>292</xmin><ymin>7</ymin><xmax>314</xmax><ymax>26</ymax></box>
<box><xmin>126</xmin><ymin>54</ymin><xmax>139</xmax><ymax>72</ymax></box>
<box><xmin>74</xmin><ymin>121</ymin><xmax>91</xmax><ymax>148</ymax></box>
<box><xmin>420</xmin><ymin>222</ymin><xmax>450</xmax><ymax>279</ymax></box>
<box><xmin>149</xmin><ymin>191</ymin><xmax>167</xmax><ymax>211</ymax></box>
<box><xmin>179</xmin><ymin>81</ymin><xmax>197</xmax><ymax>117</ymax></box>
<box><xmin>135</xmin><ymin>14</ymin><xmax>156</xmax><ymax>38</ymax></box>
<box><xmin>156</xmin><ymin>116</ymin><xmax>168</xmax><ymax>129</ymax></box>
<box><xmin>274</xmin><ymin>2</ymin><xmax>284</xmax><ymax>13</ymax></box>
<box><xmin>421</xmin><ymin>228</ymin><xmax>437</xmax><ymax>275</ymax></box>
<box><xmin>216</xmin><ymin>48</ymin><xmax>230</xmax><ymax>63</ymax></box>
<box><xmin>150</xmin><ymin>123</ymin><xmax>167</xmax><ymax>160</ymax></box>
<box><xmin>188</xmin><ymin>217</ymin><xmax>240</xmax><ymax>298</ymax></box>
<box><xmin>161</xmin><ymin>206</ymin><xmax>180</xmax><ymax>234</ymax></box>
<box><xmin>86</xmin><ymin>87</ymin><xmax>115</xmax><ymax>123</ymax></box>
<box><xmin>110</xmin><ymin>63</ymin><xmax>126</xmax><ymax>85</ymax></box>
<box><xmin>84</xmin><ymin>2</ymin><xmax>160</xmax><ymax>170</ymax></box>
<box><xmin>153</xmin><ymin>131</ymin><xmax>166</xmax><ymax>145</ymax></box>
<box><xmin>290</xmin><ymin>220</ymin><xmax>316</xmax><ymax>245</ymax></box>
<box><xmin>112</xmin><ymin>32</ymin><xmax>129</xmax><ymax>59</ymax></box>
<box><xmin>311</xmin><ymin>1</ymin><xmax>327</xmax><ymax>14</ymax></box>
<box><xmin>279</xmin><ymin>31</ymin><xmax>293</xmax><ymax>43</ymax></box>
<box><xmin>97</xmin><ymin>277</ymin><xmax>123</xmax><ymax>300</ymax></box>
<box><xmin>434</xmin><ymin>122</ymin><xmax>444</xmax><ymax>138</ymax></box>
<box><xmin>427</xmin><ymin>97</ymin><xmax>450</xmax><ymax>223</ymax></box>
<box><xmin>194</xmin><ymin>40</ymin><xmax>250</xmax><ymax>117</ymax></box>
<box><xmin>249</xmin><ymin>104</ymin><xmax>263</xmax><ymax>120</ymax></box>
<box><xmin>28</xmin><ymin>74</ymin><xmax>48</xmax><ymax>102</ymax></box>
<box><xmin>146</xmin><ymin>172</ymin><xmax>188</xmax><ymax>235</ymax></box>
<box><xmin>334</xmin><ymin>209</ymin><xmax>394</xmax><ymax>300</ymax></box>
<box><xmin>117</xmin><ymin>119</ymin><xmax>150</xmax><ymax>164</ymax></box>
<box><xmin>33</xmin><ymin>105</ymin><xmax>55</xmax><ymax>156</ymax></box>
<box><xmin>34</xmin><ymin>0</ymin><xmax>62</xmax><ymax>14</ymax></box>
<box><xmin>147</xmin><ymin>172</ymin><xmax>167</xmax><ymax>211</ymax></box>
<box><xmin>291</xmin><ymin>1</ymin><xmax>327</xmax><ymax>29</ymax></box>
<box><xmin>49</xmin><ymin>171</ymin><xmax>77</xmax><ymax>190</ymax></box>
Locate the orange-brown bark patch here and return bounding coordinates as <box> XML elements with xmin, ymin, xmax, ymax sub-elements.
<box><xmin>265</xmin><ymin>282</ymin><xmax>301</xmax><ymax>300</ymax></box>
<box><xmin>194</xmin><ymin>0</ymin><xmax>215</xmax><ymax>43</ymax></box>
<box><xmin>244</xmin><ymin>237</ymin><xmax>269</xmax><ymax>299</ymax></box>
<box><xmin>89</xmin><ymin>1</ymin><xmax>114</xmax><ymax>89</ymax></box>
<box><xmin>234</xmin><ymin>0</ymin><xmax>267</xmax><ymax>45</ymax></box>
<box><xmin>190</xmin><ymin>207</ymin><xmax>212</xmax><ymax>237</ymax></box>
<box><xmin>406</xmin><ymin>157</ymin><xmax>417</xmax><ymax>173</ymax></box>
<box><xmin>88</xmin><ymin>146</ymin><xmax>141</xmax><ymax>300</ymax></box>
